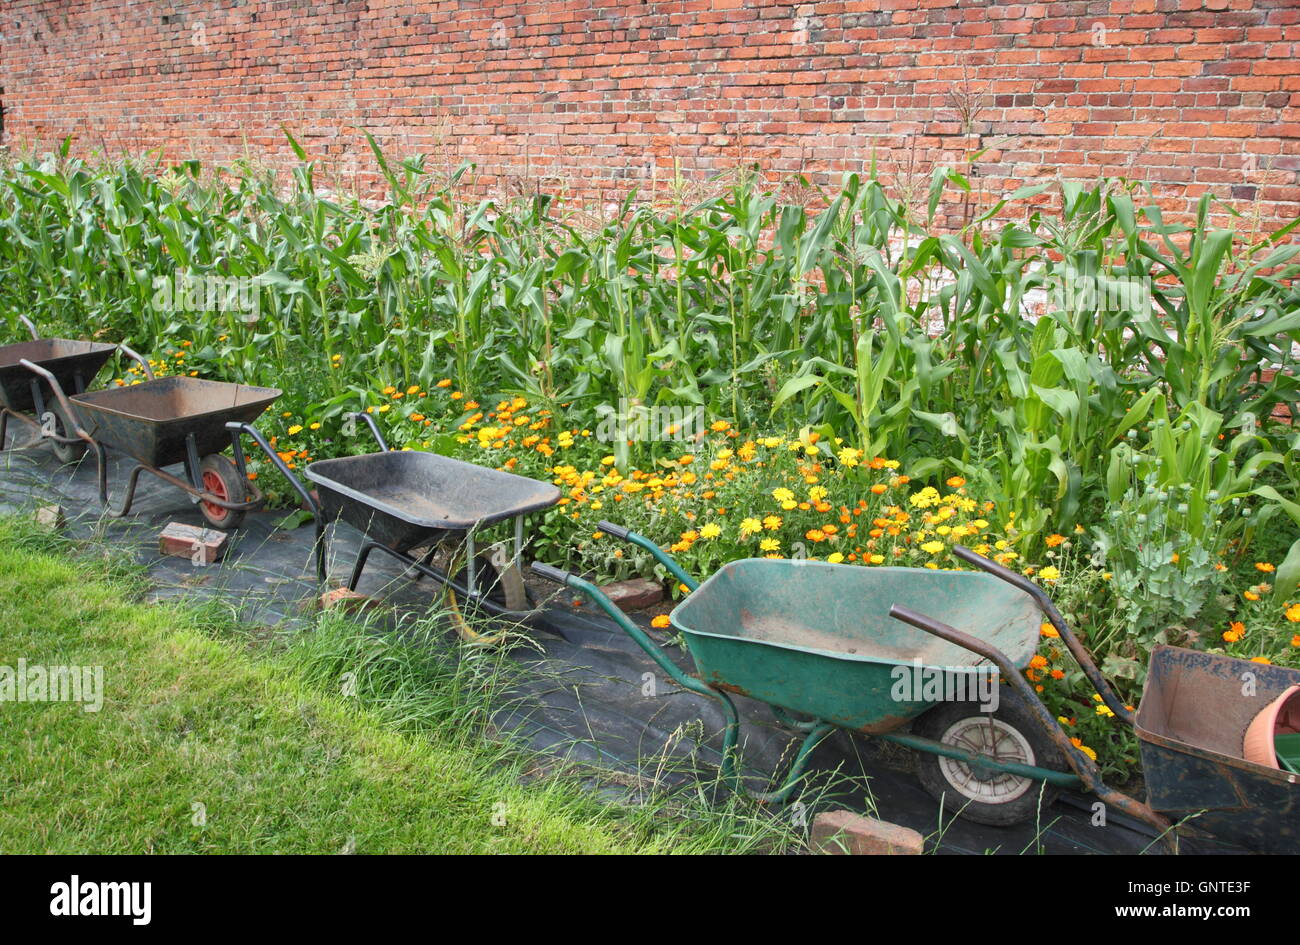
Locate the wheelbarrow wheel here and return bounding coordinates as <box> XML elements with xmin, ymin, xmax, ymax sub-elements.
<box><xmin>199</xmin><ymin>454</ymin><xmax>249</xmax><ymax>530</ymax></box>
<box><xmin>446</xmin><ymin>551</ymin><xmax>530</xmax><ymax>646</ymax></box>
<box><xmin>914</xmin><ymin>695</ymin><xmax>1066</xmax><ymax>826</ymax></box>
<box><xmin>48</xmin><ymin>409</ymin><xmax>87</xmax><ymax>464</ymax></box>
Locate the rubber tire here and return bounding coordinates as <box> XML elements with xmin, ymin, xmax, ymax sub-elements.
<box><xmin>48</xmin><ymin>409</ymin><xmax>87</xmax><ymax>464</ymax></box>
<box><xmin>446</xmin><ymin>552</ymin><xmax>530</xmax><ymax>645</ymax></box>
<box><xmin>913</xmin><ymin>693</ymin><xmax>1066</xmax><ymax>827</ymax></box>
<box><xmin>198</xmin><ymin>454</ymin><xmax>249</xmax><ymax>530</ymax></box>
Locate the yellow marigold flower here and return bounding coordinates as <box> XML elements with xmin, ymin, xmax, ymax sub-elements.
<box><xmin>1040</xmin><ymin>622</ymin><xmax>1059</xmax><ymax>638</ymax></box>
<box><xmin>921</xmin><ymin>540</ymin><xmax>944</xmax><ymax>555</ymax></box>
<box><xmin>1286</xmin><ymin>604</ymin><xmax>1300</xmax><ymax>623</ymax></box>
<box><xmin>1096</xmin><ymin>703</ymin><xmax>1114</xmax><ymax>718</ymax></box>
<box><xmin>772</xmin><ymin>487</ymin><xmax>795</xmax><ymax>504</ymax></box>
<box><xmin>808</xmin><ymin>486</ymin><xmax>828</xmax><ymax>502</ymax></box>
<box><xmin>837</xmin><ymin>448</ymin><xmax>861</xmax><ymax>467</ymax></box>
<box><xmin>739</xmin><ymin>517</ymin><xmax>763</xmax><ymax>538</ymax></box>
<box><xmin>651</xmin><ymin>615</ymin><xmax>671</xmax><ymax>629</ymax></box>
<box><xmin>909</xmin><ymin>487</ymin><xmax>940</xmax><ymax>509</ymax></box>
<box><xmin>287</xmin><ymin>424</ymin><xmax>303</xmax><ymax>435</ymax></box>
<box><xmin>710</xmin><ymin>420</ymin><xmax>730</xmax><ymax>432</ymax></box>
<box><xmin>827</xmin><ymin>552</ymin><xmax>845</xmax><ymax>564</ymax></box>
<box><xmin>436</xmin><ymin>378</ymin><xmax>451</xmax><ymax>387</ymax></box>
<box><xmin>1251</xmin><ymin>656</ymin><xmax>1272</xmax><ymax>665</ymax></box>
<box><xmin>763</xmin><ymin>515</ymin><xmax>782</xmax><ymax>531</ymax></box>
<box><xmin>1244</xmin><ymin>590</ymin><xmax>1260</xmax><ymax>601</ymax></box>
<box><xmin>382</xmin><ymin>386</ymin><xmax>397</xmax><ymax>396</ymax></box>
<box><xmin>1039</xmin><ymin>565</ymin><xmax>1060</xmax><ymax>582</ymax></box>
<box><xmin>759</xmin><ymin>537</ymin><xmax>780</xmax><ymax>552</ymax></box>
<box><xmin>699</xmin><ymin>523</ymin><xmax>721</xmax><ymax>539</ymax></box>
<box><xmin>1070</xmin><ymin>737</ymin><xmax>1097</xmax><ymax>761</ymax></box>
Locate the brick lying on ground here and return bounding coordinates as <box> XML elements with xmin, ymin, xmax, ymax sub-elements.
<box><xmin>809</xmin><ymin>810</ymin><xmax>924</xmax><ymax>855</ymax></box>
<box><xmin>158</xmin><ymin>522</ymin><xmax>228</xmax><ymax>565</ymax></box>
<box><xmin>599</xmin><ymin>577</ymin><xmax>664</xmax><ymax>611</ymax></box>
<box><xmin>316</xmin><ymin>587</ymin><xmax>381</xmax><ymax>614</ymax></box>
<box><xmin>34</xmin><ymin>505</ymin><xmax>66</xmax><ymax>532</ymax></box>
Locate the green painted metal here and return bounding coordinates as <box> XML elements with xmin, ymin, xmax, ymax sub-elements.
<box><xmin>670</xmin><ymin>558</ymin><xmax>1042</xmax><ymax>732</ymax></box>
<box><xmin>881</xmin><ymin>732</ymin><xmax>1083</xmax><ymax>787</ymax></box>
<box><xmin>560</xmin><ymin>570</ymin><xmax>827</xmax><ymax>803</ymax></box>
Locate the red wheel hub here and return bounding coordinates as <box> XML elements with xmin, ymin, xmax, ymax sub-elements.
<box><xmin>201</xmin><ymin>469</ymin><xmax>229</xmax><ymax>523</ymax></box>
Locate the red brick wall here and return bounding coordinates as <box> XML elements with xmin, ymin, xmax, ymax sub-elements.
<box><xmin>1</xmin><ymin>0</ymin><xmax>1298</xmax><ymax>226</ymax></box>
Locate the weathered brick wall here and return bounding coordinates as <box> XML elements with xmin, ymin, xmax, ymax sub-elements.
<box><xmin>1</xmin><ymin>0</ymin><xmax>1298</xmax><ymax>226</ymax></box>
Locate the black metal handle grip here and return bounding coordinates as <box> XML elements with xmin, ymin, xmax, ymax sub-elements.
<box><xmin>530</xmin><ymin>562</ymin><xmax>573</xmax><ymax>586</ymax></box>
<box><xmin>597</xmin><ymin>520</ymin><xmax>630</xmax><ymax>541</ymax></box>
<box><xmin>350</xmin><ymin>411</ymin><xmax>390</xmax><ymax>452</ymax></box>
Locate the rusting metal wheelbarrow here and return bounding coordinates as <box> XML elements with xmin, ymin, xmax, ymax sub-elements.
<box><xmin>20</xmin><ymin>350</ymin><xmax>280</xmax><ymax>529</ymax></box>
<box><xmin>230</xmin><ymin>413</ymin><xmax>560</xmax><ymax>643</ymax></box>
<box><xmin>1133</xmin><ymin>646</ymin><xmax>1300</xmax><ymax>854</ymax></box>
<box><xmin>532</xmin><ymin>526</ymin><xmax>1177</xmax><ymax>842</ymax></box>
<box><xmin>0</xmin><ymin>317</ymin><xmax>117</xmax><ymax>462</ymax></box>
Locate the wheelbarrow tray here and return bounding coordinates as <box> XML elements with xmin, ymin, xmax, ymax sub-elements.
<box><xmin>669</xmin><ymin>559</ymin><xmax>1041</xmax><ymax>732</ymax></box>
<box><xmin>72</xmin><ymin>377</ymin><xmax>282</xmax><ymax>468</ymax></box>
<box><xmin>1135</xmin><ymin>645</ymin><xmax>1300</xmax><ymax>853</ymax></box>
<box><xmin>305</xmin><ymin>450</ymin><xmax>561</xmax><ymax>553</ymax></box>
<box><xmin>0</xmin><ymin>338</ymin><xmax>117</xmax><ymax>413</ymax></box>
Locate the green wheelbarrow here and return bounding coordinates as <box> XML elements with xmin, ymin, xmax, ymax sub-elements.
<box><xmin>532</xmin><ymin>522</ymin><xmax>1171</xmax><ymax>837</ymax></box>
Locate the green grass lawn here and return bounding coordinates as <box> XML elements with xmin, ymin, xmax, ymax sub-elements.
<box><xmin>0</xmin><ymin>521</ymin><xmax>796</xmax><ymax>854</ymax></box>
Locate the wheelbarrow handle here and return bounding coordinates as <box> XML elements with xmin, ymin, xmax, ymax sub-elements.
<box><xmin>533</xmin><ymin>560</ymin><xmax>823</xmax><ymax>807</ymax></box>
<box><xmin>118</xmin><ymin>343</ymin><xmax>156</xmax><ymax>381</ymax></box>
<box><xmin>349</xmin><ymin>411</ymin><xmax>390</xmax><ymax>452</ymax></box>
<box><xmin>886</xmin><ymin>603</ymin><xmax>1173</xmax><ymax>842</ymax></box>
<box><xmin>952</xmin><ymin>544</ymin><xmax>1133</xmax><ymax>725</ymax></box>
<box><xmin>18</xmin><ymin>315</ymin><xmax>39</xmax><ymax>340</ymax></box>
<box><xmin>17</xmin><ymin>358</ymin><xmax>92</xmax><ymax>442</ymax></box>
<box><xmin>596</xmin><ymin>520</ymin><xmax>698</xmax><ymax>592</ymax></box>
<box><xmin>529</xmin><ymin>562</ymin><xmax>574</xmax><ymax>587</ymax></box>
<box><xmin>226</xmin><ymin>421</ymin><xmax>326</xmax><ymax>582</ymax></box>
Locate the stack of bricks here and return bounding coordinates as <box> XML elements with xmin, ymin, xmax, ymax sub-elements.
<box><xmin>0</xmin><ymin>0</ymin><xmax>1296</xmax><ymax>228</ymax></box>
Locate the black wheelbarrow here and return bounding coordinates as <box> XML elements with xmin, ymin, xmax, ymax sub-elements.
<box><xmin>231</xmin><ymin>413</ymin><xmax>561</xmax><ymax>643</ymax></box>
<box><xmin>21</xmin><ymin>351</ymin><xmax>280</xmax><ymax>529</ymax></box>
<box><xmin>0</xmin><ymin>316</ymin><xmax>117</xmax><ymax>462</ymax></box>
